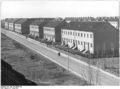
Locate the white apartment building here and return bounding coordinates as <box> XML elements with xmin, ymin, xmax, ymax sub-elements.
<box><xmin>5</xmin><ymin>22</ymin><xmax>9</xmax><ymax>29</ymax></box>
<box><xmin>15</xmin><ymin>24</ymin><xmax>21</xmax><ymax>33</ymax></box>
<box><xmin>29</xmin><ymin>25</ymin><xmax>39</xmax><ymax>37</ymax></box>
<box><xmin>9</xmin><ymin>23</ymin><xmax>14</xmax><ymax>31</ymax></box>
<box><xmin>61</xmin><ymin>29</ymin><xmax>94</xmax><ymax>54</ymax></box>
<box><xmin>8</xmin><ymin>19</ymin><xmax>20</xmax><ymax>31</ymax></box>
<box><xmin>43</xmin><ymin>19</ymin><xmax>64</xmax><ymax>42</ymax></box>
<box><xmin>43</xmin><ymin>27</ymin><xmax>55</xmax><ymax>42</ymax></box>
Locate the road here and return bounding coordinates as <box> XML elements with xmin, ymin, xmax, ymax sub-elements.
<box><xmin>1</xmin><ymin>29</ymin><xmax>120</xmax><ymax>85</ymax></box>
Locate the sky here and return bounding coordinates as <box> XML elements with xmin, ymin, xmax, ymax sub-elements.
<box><xmin>1</xmin><ymin>0</ymin><xmax>119</xmax><ymax>19</ymax></box>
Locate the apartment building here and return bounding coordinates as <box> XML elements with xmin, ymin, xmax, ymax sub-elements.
<box><xmin>61</xmin><ymin>22</ymin><xmax>119</xmax><ymax>54</ymax></box>
<box><xmin>8</xmin><ymin>18</ymin><xmax>20</xmax><ymax>31</ymax></box>
<box><xmin>43</xmin><ymin>18</ymin><xmax>65</xmax><ymax>42</ymax></box>
<box><xmin>15</xmin><ymin>18</ymin><xmax>34</xmax><ymax>34</ymax></box>
<box><xmin>29</xmin><ymin>18</ymin><xmax>52</xmax><ymax>39</ymax></box>
<box><xmin>5</xmin><ymin>18</ymin><xmax>12</xmax><ymax>30</ymax></box>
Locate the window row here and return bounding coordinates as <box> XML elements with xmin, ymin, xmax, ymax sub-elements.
<box><xmin>44</xmin><ymin>29</ymin><xmax>54</xmax><ymax>32</ymax></box>
<box><xmin>62</xmin><ymin>30</ymin><xmax>93</xmax><ymax>38</ymax></box>
<box><xmin>30</xmin><ymin>26</ymin><xmax>38</xmax><ymax>29</ymax></box>
<box><xmin>62</xmin><ymin>38</ymin><xmax>93</xmax><ymax>47</ymax></box>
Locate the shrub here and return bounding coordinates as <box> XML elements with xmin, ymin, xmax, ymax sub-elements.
<box><xmin>13</xmin><ymin>42</ymin><xmax>24</xmax><ymax>49</ymax></box>
<box><xmin>30</xmin><ymin>54</ymin><xmax>35</xmax><ymax>60</ymax></box>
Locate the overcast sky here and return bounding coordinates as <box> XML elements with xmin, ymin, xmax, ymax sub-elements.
<box><xmin>1</xmin><ymin>0</ymin><xmax>119</xmax><ymax>19</ymax></box>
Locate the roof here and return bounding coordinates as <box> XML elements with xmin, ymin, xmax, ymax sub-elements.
<box><xmin>9</xmin><ymin>18</ymin><xmax>20</xmax><ymax>23</ymax></box>
<box><xmin>44</xmin><ymin>19</ymin><xmax>64</xmax><ymax>28</ymax></box>
<box><xmin>15</xmin><ymin>19</ymin><xmax>28</xmax><ymax>24</ymax></box>
<box><xmin>62</xmin><ymin>21</ymin><xmax>118</xmax><ymax>33</ymax></box>
<box><xmin>30</xmin><ymin>19</ymin><xmax>45</xmax><ymax>25</ymax></box>
<box><xmin>5</xmin><ymin>18</ymin><xmax>13</xmax><ymax>23</ymax></box>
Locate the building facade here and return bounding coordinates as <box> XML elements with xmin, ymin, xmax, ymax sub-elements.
<box><xmin>5</xmin><ymin>18</ymin><xmax>11</xmax><ymax>30</ymax></box>
<box><xmin>8</xmin><ymin>19</ymin><xmax>20</xmax><ymax>31</ymax></box>
<box><xmin>62</xmin><ymin>29</ymin><xmax>94</xmax><ymax>53</ymax></box>
<box><xmin>61</xmin><ymin>22</ymin><xmax>119</xmax><ymax>55</ymax></box>
<box><xmin>1</xmin><ymin>20</ymin><xmax>5</xmax><ymax>28</ymax></box>
<box><xmin>43</xmin><ymin>19</ymin><xmax>65</xmax><ymax>42</ymax></box>
<box><xmin>44</xmin><ymin>27</ymin><xmax>55</xmax><ymax>41</ymax></box>
<box><xmin>15</xmin><ymin>19</ymin><xmax>34</xmax><ymax>34</ymax></box>
<box><xmin>30</xmin><ymin>25</ymin><xmax>39</xmax><ymax>37</ymax></box>
<box><xmin>29</xmin><ymin>18</ymin><xmax>52</xmax><ymax>39</ymax></box>
<box><xmin>15</xmin><ymin>24</ymin><xmax>22</xmax><ymax>33</ymax></box>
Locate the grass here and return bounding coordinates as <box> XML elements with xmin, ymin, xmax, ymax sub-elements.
<box><xmin>1</xmin><ymin>33</ymin><xmax>90</xmax><ymax>85</ymax></box>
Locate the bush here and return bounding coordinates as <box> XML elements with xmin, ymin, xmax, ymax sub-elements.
<box><xmin>13</xmin><ymin>42</ymin><xmax>24</xmax><ymax>49</ymax></box>
<box><xmin>30</xmin><ymin>54</ymin><xmax>35</xmax><ymax>60</ymax></box>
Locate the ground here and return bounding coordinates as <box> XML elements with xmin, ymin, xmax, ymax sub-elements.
<box><xmin>49</xmin><ymin>44</ymin><xmax>119</xmax><ymax>76</ymax></box>
<box><xmin>1</xmin><ymin>33</ymin><xmax>90</xmax><ymax>85</ymax></box>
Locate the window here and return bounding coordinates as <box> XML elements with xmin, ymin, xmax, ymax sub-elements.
<box><xmin>69</xmin><ymin>39</ymin><xmax>70</xmax><ymax>42</ymax></box>
<box><xmin>87</xmin><ymin>34</ymin><xmax>89</xmax><ymax>38</ymax></box>
<box><xmin>78</xmin><ymin>33</ymin><xmax>80</xmax><ymax>36</ymax></box>
<box><xmin>81</xmin><ymin>33</ymin><xmax>83</xmax><ymax>37</ymax></box>
<box><xmin>72</xmin><ymin>32</ymin><xmax>74</xmax><ymax>36</ymax></box>
<box><xmin>84</xmin><ymin>33</ymin><xmax>86</xmax><ymax>37</ymax></box>
<box><xmin>62</xmin><ymin>31</ymin><xmax>63</xmax><ymax>34</ymax></box>
<box><xmin>78</xmin><ymin>41</ymin><xmax>80</xmax><ymax>45</ymax></box>
<box><xmin>81</xmin><ymin>41</ymin><xmax>83</xmax><ymax>45</ymax></box>
<box><xmin>91</xmin><ymin>43</ymin><xmax>93</xmax><ymax>47</ymax></box>
<box><xmin>75</xmin><ymin>32</ymin><xmax>77</xmax><ymax>36</ymax></box>
<box><xmin>90</xmin><ymin>34</ymin><xmax>92</xmax><ymax>38</ymax></box>
<box><xmin>70</xmin><ymin>32</ymin><xmax>72</xmax><ymax>35</ymax></box>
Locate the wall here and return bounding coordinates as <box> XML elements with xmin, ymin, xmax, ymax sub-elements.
<box><xmin>61</xmin><ymin>29</ymin><xmax>94</xmax><ymax>53</ymax></box>
<box><xmin>15</xmin><ymin>24</ymin><xmax>21</xmax><ymax>33</ymax></box>
<box><xmin>43</xmin><ymin>27</ymin><xmax>55</xmax><ymax>42</ymax></box>
<box><xmin>9</xmin><ymin>23</ymin><xmax>14</xmax><ymax>31</ymax></box>
<box><xmin>94</xmin><ymin>23</ymin><xmax>119</xmax><ymax>56</ymax></box>
<box><xmin>5</xmin><ymin>22</ymin><xmax>9</xmax><ymax>29</ymax></box>
<box><xmin>29</xmin><ymin>25</ymin><xmax>39</xmax><ymax>37</ymax></box>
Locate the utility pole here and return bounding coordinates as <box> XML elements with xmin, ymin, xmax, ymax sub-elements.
<box><xmin>66</xmin><ymin>20</ymin><xmax>71</xmax><ymax>72</ymax></box>
<box><xmin>68</xmin><ymin>48</ymin><xmax>69</xmax><ymax>71</ymax></box>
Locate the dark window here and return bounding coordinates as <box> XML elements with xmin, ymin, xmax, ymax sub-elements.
<box><xmin>75</xmin><ymin>32</ymin><xmax>77</xmax><ymax>36</ymax></box>
<box><xmin>81</xmin><ymin>33</ymin><xmax>83</xmax><ymax>37</ymax></box>
<box><xmin>78</xmin><ymin>41</ymin><xmax>80</xmax><ymax>45</ymax></box>
<box><xmin>90</xmin><ymin>34</ymin><xmax>92</xmax><ymax>38</ymax></box>
<box><xmin>69</xmin><ymin>39</ymin><xmax>70</xmax><ymax>42</ymax></box>
<box><xmin>91</xmin><ymin>43</ymin><xmax>93</xmax><ymax>47</ymax></box>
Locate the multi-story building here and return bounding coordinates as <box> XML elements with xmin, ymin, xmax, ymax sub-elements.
<box><xmin>8</xmin><ymin>18</ymin><xmax>20</xmax><ymax>31</ymax></box>
<box><xmin>1</xmin><ymin>19</ymin><xmax>5</xmax><ymax>28</ymax></box>
<box><xmin>29</xmin><ymin>18</ymin><xmax>52</xmax><ymax>39</ymax></box>
<box><xmin>5</xmin><ymin>18</ymin><xmax>12</xmax><ymax>30</ymax></box>
<box><xmin>15</xmin><ymin>18</ymin><xmax>34</xmax><ymax>34</ymax></box>
<box><xmin>61</xmin><ymin>22</ymin><xmax>119</xmax><ymax>55</ymax></box>
<box><xmin>43</xmin><ymin>19</ymin><xmax>65</xmax><ymax>42</ymax></box>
